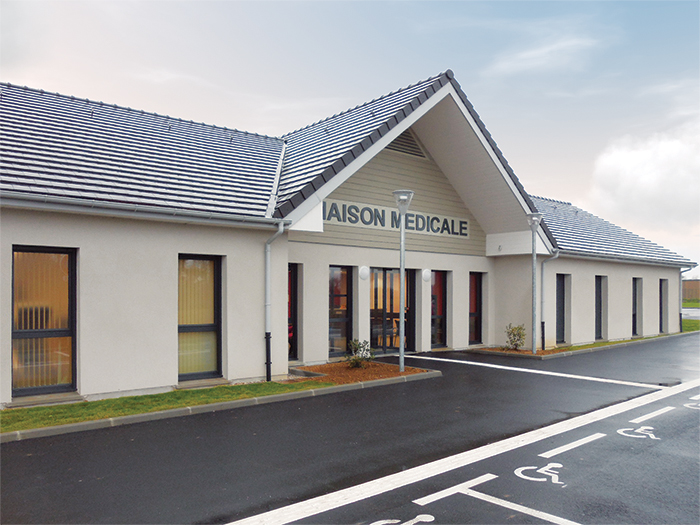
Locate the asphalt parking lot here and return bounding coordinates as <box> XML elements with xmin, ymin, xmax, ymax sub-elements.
<box><xmin>1</xmin><ymin>333</ymin><xmax>699</xmax><ymax>525</ymax></box>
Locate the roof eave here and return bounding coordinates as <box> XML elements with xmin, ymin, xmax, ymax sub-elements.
<box><xmin>557</xmin><ymin>249</ymin><xmax>697</xmax><ymax>269</ymax></box>
<box><xmin>0</xmin><ymin>192</ymin><xmax>290</xmax><ymax>229</ymax></box>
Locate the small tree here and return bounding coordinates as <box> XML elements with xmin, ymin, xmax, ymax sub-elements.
<box><xmin>505</xmin><ymin>324</ymin><xmax>526</xmax><ymax>350</ymax></box>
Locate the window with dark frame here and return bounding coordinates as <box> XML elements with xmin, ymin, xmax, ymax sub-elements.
<box><xmin>329</xmin><ymin>266</ymin><xmax>352</xmax><ymax>356</ymax></box>
<box><xmin>469</xmin><ymin>272</ymin><xmax>483</xmax><ymax>344</ymax></box>
<box><xmin>288</xmin><ymin>264</ymin><xmax>299</xmax><ymax>360</ymax></box>
<box><xmin>431</xmin><ymin>271</ymin><xmax>447</xmax><ymax>347</ymax></box>
<box><xmin>12</xmin><ymin>247</ymin><xmax>77</xmax><ymax>397</ymax></box>
<box><xmin>178</xmin><ymin>255</ymin><xmax>222</xmax><ymax>380</ymax></box>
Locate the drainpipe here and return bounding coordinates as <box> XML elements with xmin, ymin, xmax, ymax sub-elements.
<box><xmin>265</xmin><ymin>221</ymin><xmax>286</xmax><ymax>381</ymax></box>
<box><xmin>540</xmin><ymin>248</ymin><xmax>560</xmax><ymax>350</ymax></box>
<box><xmin>680</xmin><ymin>267</ymin><xmax>693</xmax><ymax>332</ymax></box>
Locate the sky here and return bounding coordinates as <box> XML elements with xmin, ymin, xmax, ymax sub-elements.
<box><xmin>1</xmin><ymin>0</ymin><xmax>699</xmax><ymax>276</ymax></box>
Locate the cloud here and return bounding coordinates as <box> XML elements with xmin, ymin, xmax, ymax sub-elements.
<box><xmin>483</xmin><ymin>36</ymin><xmax>599</xmax><ymax>77</ymax></box>
<box><xmin>586</xmin><ymin>120</ymin><xmax>700</xmax><ymax>261</ymax></box>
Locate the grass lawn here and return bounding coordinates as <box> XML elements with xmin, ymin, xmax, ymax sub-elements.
<box><xmin>0</xmin><ymin>380</ymin><xmax>332</xmax><ymax>434</ymax></box>
<box><xmin>683</xmin><ymin>319</ymin><xmax>700</xmax><ymax>332</ymax></box>
<box><xmin>683</xmin><ymin>298</ymin><xmax>700</xmax><ymax>308</ymax></box>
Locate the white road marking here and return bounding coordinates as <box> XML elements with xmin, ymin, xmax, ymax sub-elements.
<box><xmin>229</xmin><ymin>378</ymin><xmax>700</xmax><ymax>525</ymax></box>
<box><xmin>462</xmin><ymin>487</ymin><xmax>580</xmax><ymax>525</ymax></box>
<box><xmin>408</xmin><ymin>355</ymin><xmax>666</xmax><ymax>389</ymax></box>
<box><xmin>629</xmin><ymin>406</ymin><xmax>676</xmax><ymax>424</ymax></box>
<box><xmin>416</xmin><ymin>473</ymin><xmax>579</xmax><ymax>525</ymax></box>
<box><xmin>413</xmin><ymin>473</ymin><xmax>497</xmax><ymax>505</ymax></box>
<box><xmin>539</xmin><ymin>433</ymin><xmax>607</xmax><ymax>458</ymax></box>
<box><xmin>690</xmin><ymin>393</ymin><xmax>700</xmax><ymax>400</ymax></box>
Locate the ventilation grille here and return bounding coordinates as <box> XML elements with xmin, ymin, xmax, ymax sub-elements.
<box><xmin>386</xmin><ymin>130</ymin><xmax>425</xmax><ymax>157</ymax></box>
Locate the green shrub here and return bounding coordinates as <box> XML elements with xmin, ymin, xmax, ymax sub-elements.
<box><xmin>345</xmin><ymin>339</ymin><xmax>374</xmax><ymax>368</ymax></box>
<box><xmin>505</xmin><ymin>323</ymin><xmax>526</xmax><ymax>350</ymax></box>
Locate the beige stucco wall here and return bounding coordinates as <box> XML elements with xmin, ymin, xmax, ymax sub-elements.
<box><xmin>541</xmin><ymin>257</ymin><xmax>682</xmax><ymax>347</ymax></box>
<box><xmin>1</xmin><ymin>207</ymin><xmax>288</xmax><ymax>405</ymax></box>
<box><xmin>489</xmin><ymin>255</ymin><xmax>682</xmax><ymax>349</ymax></box>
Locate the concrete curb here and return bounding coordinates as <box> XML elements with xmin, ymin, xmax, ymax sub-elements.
<box><xmin>464</xmin><ymin>331</ymin><xmax>698</xmax><ymax>360</ymax></box>
<box><xmin>0</xmin><ymin>370</ymin><xmax>442</xmax><ymax>443</ymax></box>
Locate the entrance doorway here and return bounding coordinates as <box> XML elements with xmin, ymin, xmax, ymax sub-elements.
<box><xmin>370</xmin><ymin>268</ymin><xmax>415</xmax><ymax>353</ymax></box>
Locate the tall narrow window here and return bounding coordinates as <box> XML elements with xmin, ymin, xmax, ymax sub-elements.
<box><xmin>329</xmin><ymin>266</ymin><xmax>352</xmax><ymax>356</ymax></box>
<box><xmin>288</xmin><ymin>264</ymin><xmax>299</xmax><ymax>360</ymax></box>
<box><xmin>431</xmin><ymin>271</ymin><xmax>447</xmax><ymax>347</ymax></box>
<box><xmin>469</xmin><ymin>272</ymin><xmax>483</xmax><ymax>344</ymax></box>
<box><xmin>659</xmin><ymin>279</ymin><xmax>669</xmax><ymax>334</ymax></box>
<box><xmin>12</xmin><ymin>247</ymin><xmax>76</xmax><ymax>396</ymax></box>
<box><xmin>595</xmin><ymin>275</ymin><xmax>608</xmax><ymax>340</ymax></box>
<box><xmin>370</xmin><ymin>268</ymin><xmax>415</xmax><ymax>353</ymax></box>
<box><xmin>632</xmin><ymin>277</ymin><xmax>643</xmax><ymax>337</ymax></box>
<box><xmin>556</xmin><ymin>273</ymin><xmax>570</xmax><ymax>344</ymax></box>
<box><xmin>178</xmin><ymin>256</ymin><xmax>221</xmax><ymax>380</ymax></box>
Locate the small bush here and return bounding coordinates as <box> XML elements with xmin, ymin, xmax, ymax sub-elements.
<box><xmin>505</xmin><ymin>324</ymin><xmax>526</xmax><ymax>350</ymax></box>
<box><xmin>345</xmin><ymin>339</ymin><xmax>374</xmax><ymax>368</ymax></box>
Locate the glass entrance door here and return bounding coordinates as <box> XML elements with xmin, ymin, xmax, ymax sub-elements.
<box><xmin>370</xmin><ymin>268</ymin><xmax>414</xmax><ymax>353</ymax></box>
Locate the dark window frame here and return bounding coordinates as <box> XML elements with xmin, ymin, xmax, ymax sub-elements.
<box><xmin>288</xmin><ymin>263</ymin><xmax>299</xmax><ymax>360</ymax></box>
<box><xmin>469</xmin><ymin>272</ymin><xmax>483</xmax><ymax>345</ymax></box>
<box><xmin>431</xmin><ymin>271</ymin><xmax>447</xmax><ymax>348</ymax></box>
<box><xmin>12</xmin><ymin>245</ymin><xmax>77</xmax><ymax>397</ymax></box>
<box><xmin>178</xmin><ymin>254</ymin><xmax>222</xmax><ymax>381</ymax></box>
<box><xmin>329</xmin><ymin>265</ymin><xmax>353</xmax><ymax>356</ymax></box>
<box><xmin>370</xmin><ymin>267</ymin><xmax>415</xmax><ymax>354</ymax></box>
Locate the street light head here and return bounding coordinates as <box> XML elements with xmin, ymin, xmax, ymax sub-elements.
<box><xmin>527</xmin><ymin>212</ymin><xmax>543</xmax><ymax>231</ymax></box>
<box><xmin>393</xmin><ymin>190</ymin><xmax>415</xmax><ymax>215</ymax></box>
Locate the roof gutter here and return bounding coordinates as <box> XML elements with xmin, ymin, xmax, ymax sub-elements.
<box><xmin>554</xmin><ymin>249</ymin><xmax>697</xmax><ymax>269</ymax></box>
<box><xmin>1</xmin><ymin>192</ymin><xmax>288</xmax><ymax>230</ymax></box>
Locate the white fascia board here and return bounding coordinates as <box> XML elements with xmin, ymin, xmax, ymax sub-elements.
<box><xmin>486</xmin><ymin>231</ymin><xmax>549</xmax><ymax>256</ymax></box>
<box><xmin>284</xmin><ymin>88</ymin><xmax>453</xmax><ymax>227</ymax></box>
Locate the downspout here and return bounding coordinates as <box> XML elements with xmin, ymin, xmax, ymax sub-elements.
<box><xmin>540</xmin><ymin>248</ymin><xmax>560</xmax><ymax>350</ymax></box>
<box><xmin>680</xmin><ymin>267</ymin><xmax>693</xmax><ymax>332</ymax></box>
<box><xmin>265</xmin><ymin>221</ymin><xmax>286</xmax><ymax>381</ymax></box>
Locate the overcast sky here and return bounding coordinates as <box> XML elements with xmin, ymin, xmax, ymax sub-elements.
<box><xmin>2</xmin><ymin>0</ymin><xmax>698</xmax><ymax>275</ymax></box>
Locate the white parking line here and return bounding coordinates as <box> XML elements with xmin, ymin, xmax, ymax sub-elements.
<box><xmin>629</xmin><ymin>406</ymin><xmax>676</xmax><ymax>424</ymax></box>
<box><xmin>690</xmin><ymin>393</ymin><xmax>700</xmax><ymax>400</ymax></box>
<box><xmin>539</xmin><ymin>433</ymin><xmax>607</xmax><ymax>459</ymax></box>
<box><xmin>463</xmin><ymin>487</ymin><xmax>581</xmax><ymax>525</ymax></box>
<box><xmin>414</xmin><ymin>473</ymin><xmax>580</xmax><ymax>525</ymax></box>
<box><xmin>229</xmin><ymin>378</ymin><xmax>700</xmax><ymax>525</ymax></box>
<box><xmin>408</xmin><ymin>355</ymin><xmax>666</xmax><ymax>389</ymax></box>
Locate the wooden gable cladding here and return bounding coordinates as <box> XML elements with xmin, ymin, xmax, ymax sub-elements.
<box><xmin>289</xmin><ymin>148</ymin><xmax>486</xmax><ymax>256</ymax></box>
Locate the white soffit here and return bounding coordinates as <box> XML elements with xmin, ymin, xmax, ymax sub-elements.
<box><xmin>411</xmin><ymin>89</ymin><xmax>532</xmax><ymax>235</ymax></box>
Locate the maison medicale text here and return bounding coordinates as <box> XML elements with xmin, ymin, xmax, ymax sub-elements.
<box><xmin>323</xmin><ymin>200</ymin><xmax>469</xmax><ymax>237</ymax></box>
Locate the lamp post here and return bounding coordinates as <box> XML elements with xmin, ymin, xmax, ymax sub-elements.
<box><xmin>393</xmin><ymin>189</ymin><xmax>414</xmax><ymax>372</ymax></box>
<box><xmin>527</xmin><ymin>212</ymin><xmax>543</xmax><ymax>354</ymax></box>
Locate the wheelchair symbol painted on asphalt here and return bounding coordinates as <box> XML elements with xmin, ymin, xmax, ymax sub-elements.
<box><xmin>369</xmin><ymin>514</ymin><xmax>435</xmax><ymax>525</ymax></box>
<box><xmin>514</xmin><ymin>462</ymin><xmax>566</xmax><ymax>486</ymax></box>
<box><xmin>617</xmin><ymin>426</ymin><xmax>660</xmax><ymax>439</ymax></box>
<box><xmin>683</xmin><ymin>402</ymin><xmax>700</xmax><ymax>410</ymax></box>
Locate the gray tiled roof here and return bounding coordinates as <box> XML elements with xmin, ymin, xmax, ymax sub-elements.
<box><xmin>531</xmin><ymin>196</ymin><xmax>695</xmax><ymax>267</ymax></box>
<box><xmin>1</xmin><ymin>75</ymin><xmax>693</xmax><ymax>267</ymax></box>
<box><xmin>0</xmin><ymin>84</ymin><xmax>284</xmax><ymax>219</ymax></box>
